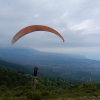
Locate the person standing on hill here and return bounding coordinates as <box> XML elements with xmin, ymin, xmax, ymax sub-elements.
<box><xmin>34</xmin><ymin>67</ymin><xmax>38</xmax><ymax>77</ymax></box>
<box><xmin>33</xmin><ymin>67</ymin><xmax>38</xmax><ymax>87</ymax></box>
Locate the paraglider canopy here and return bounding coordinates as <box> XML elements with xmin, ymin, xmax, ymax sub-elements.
<box><xmin>11</xmin><ymin>25</ymin><xmax>65</xmax><ymax>44</ymax></box>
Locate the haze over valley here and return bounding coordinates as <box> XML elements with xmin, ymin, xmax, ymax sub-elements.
<box><xmin>0</xmin><ymin>47</ymin><xmax>100</xmax><ymax>82</ymax></box>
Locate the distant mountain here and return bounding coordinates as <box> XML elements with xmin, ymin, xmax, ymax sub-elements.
<box><xmin>0</xmin><ymin>58</ymin><xmax>32</xmax><ymax>73</ymax></box>
<box><xmin>0</xmin><ymin>47</ymin><xmax>100</xmax><ymax>82</ymax></box>
<box><xmin>0</xmin><ymin>47</ymin><xmax>86</xmax><ymax>65</ymax></box>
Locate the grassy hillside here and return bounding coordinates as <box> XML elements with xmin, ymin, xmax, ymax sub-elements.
<box><xmin>1</xmin><ymin>66</ymin><xmax>100</xmax><ymax>100</ymax></box>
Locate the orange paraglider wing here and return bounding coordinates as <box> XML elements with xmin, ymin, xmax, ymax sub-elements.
<box><xmin>11</xmin><ymin>25</ymin><xmax>65</xmax><ymax>44</ymax></box>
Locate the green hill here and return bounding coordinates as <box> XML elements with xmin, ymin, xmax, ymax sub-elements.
<box><xmin>1</xmin><ymin>66</ymin><xmax>100</xmax><ymax>100</ymax></box>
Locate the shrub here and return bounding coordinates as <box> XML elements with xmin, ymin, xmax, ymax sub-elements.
<box><xmin>41</xmin><ymin>91</ymin><xmax>49</xmax><ymax>97</ymax></box>
<box><xmin>26</xmin><ymin>92</ymin><xmax>41</xmax><ymax>100</ymax></box>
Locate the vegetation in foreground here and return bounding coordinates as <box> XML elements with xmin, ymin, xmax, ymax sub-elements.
<box><xmin>0</xmin><ymin>66</ymin><xmax>100</xmax><ymax>100</ymax></box>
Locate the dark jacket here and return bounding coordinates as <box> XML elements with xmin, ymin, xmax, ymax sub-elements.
<box><xmin>34</xmin><ymin>67</ymin><xmax>38</xmax><ymax>76</ymax></box>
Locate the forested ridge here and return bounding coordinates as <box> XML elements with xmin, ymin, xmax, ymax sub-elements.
<box><xmin>0</xmin><ymin>57</ymin><xmax>100</xmax><ymax>83</ymax></box>
<box><xmin>1</xmin><ymin>66</ymin><xmax>100</xmax><ymax>100</ymax></box>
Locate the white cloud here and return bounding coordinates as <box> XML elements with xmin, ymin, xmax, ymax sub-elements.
<box><xmin>1</xmin><ymin>0</ymin><xmax>100</xmax><ymax>60</ymax></box>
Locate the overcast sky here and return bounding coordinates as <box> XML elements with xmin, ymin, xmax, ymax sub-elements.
<box><xmin>1</xmin><ymin>0</ymin><xmax>100</xmax><ymax>60</ymax></box>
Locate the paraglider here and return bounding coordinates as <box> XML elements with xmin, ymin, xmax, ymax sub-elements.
<box><xmin>34</xmin><ymin>67</ymin><xmax>38</xmax><ymax>77</ymax></box>
<box><xmin>11</xmin><ymin>25</ymin><xmax>65</xmax><ymax>44</ymax></box>
<box><xmin>11</xmin><ymin>24</ymin><xmax>65</xmax><ymax>87</ymax></box>
<box><xmin>33</xmin><ymin>67</ymin><xmax>38</xmax><ymax>87</ymax></box>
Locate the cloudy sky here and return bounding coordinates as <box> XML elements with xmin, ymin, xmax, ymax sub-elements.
<box><xmin>1</xmin><ymin>0</ymin><xmax>100</xmax><ymax>60</ymax></box>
